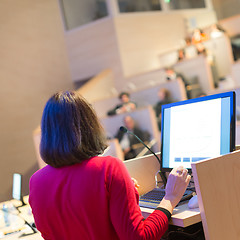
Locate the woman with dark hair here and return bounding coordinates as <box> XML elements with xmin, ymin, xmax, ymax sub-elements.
<box><xmin>29</xmin><ymin>91</ymin><xmax>190</xmax><ymax>240</ymax></box>
<box><xmin>40</xmin><ymin>91</ymin><xmax>107</xmax><ymax>168</ymax></box>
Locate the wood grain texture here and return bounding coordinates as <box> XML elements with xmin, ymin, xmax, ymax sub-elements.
<box><xmin>174</xmin><ymin>55</ymin><xmax>214</xmax><ymax>93</ymax></box>
<box><xmin>65</xmin><ymin>18</ymin><xmax>123</xmax><ymax>82</ymax></box>
<box><xmin>76</xmin><ymin>69</ymin><xmax>117</xmax><ymax>103</ymax></box>
<box><xmin>114</xmin><ymin>13</ymin><xmax>186</xmax><ymax>77</ymax></box>
<box><xmin>192</xmin><ymin>150</ymin><xmax>240</xmax><ymax>240</ymax></box>
<box><xmin>219</xmin><ymin>14</ymin><xmax>240</xmax><ymax>37</ymax></box>
<box><xmin>124</xmin><ymin>153</ymin><xmax>160</xmax><ymax>196</ymax></box>
<box><xmin>102</xmin><ymin>138</ymin><xmax>124</xmax><ymax>161</ymax></box>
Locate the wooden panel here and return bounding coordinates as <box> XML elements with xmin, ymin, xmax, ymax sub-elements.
<box><xmin>92</xmin><ymin>97</ymin><xmax>120</xmax><ymax>118</ymax></box>
<box><xmin>124</xmin><ymin>153</ymin><xmax>160</xmax><ymax>196</ymax></box>
<box><xmin>192</xmin><ymin>150</ymin><xmax>240</xmax><ymax>240</ymax></box>
<box><xmin>118</xmin><ymin>68</ymin><xmax>166</xmax><ymax>92</ymax></box>
<box><xmin>179</xmin><ymin>9</ymin><xmax>216</xmax><ymax>32</ymax></box>
<box><xmin>32</xmin><ymin>128</ymin><xmax>46</xmax><ymax>169</ymax></box>
<box><xmin>101</xmin><ymin>138</ymin><xmax>124</xmax><ymax>161</ymax></box>
<box><xmin>114</xmin><ymin>13</ymin><xmax>186</xmax><ymax>77</ymax></box>
<box><xmin>203</xmin><ymin>35</ymin><xmax>234</xmax><ymax>78</ymax></box>
<box><xmin>219</xmin><ymin>14</ymin><xmax>240</xmax><ymax>37</ymax></box>
<box><xmin>0</xmin><ymin>0</ymin><xmax>73</xmax><ymax>201</ymax></box>
<box><xmin>65</xmin><ymin>18</ymin><xmax>123</xmax><ymax>82</ymax></box>
<box><xmin>76</xmin><ymin>69</ymin><xmax>117</xmax><ymax>103</ymax></box>
<box><xmin>127</xmin><ymin>154</ymin><xmax>201</xmax><ymax>228</ymax></box>
<box><xmin>174</xmin><ymin>55</ymin><xmax>214</xmax><ymax>94</ymax></box>
<box><xmin>141</xmin><ymin>203</ymin><xmax>201</xmax><ymax>228</ymax></box>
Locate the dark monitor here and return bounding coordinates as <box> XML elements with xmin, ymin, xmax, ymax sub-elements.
<box><xmin>161</xmin><ymin>91</ymin><xmax>235</xmax><ymax>172</ymax></box>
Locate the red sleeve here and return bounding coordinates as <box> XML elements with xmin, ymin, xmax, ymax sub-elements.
<box><xmin>106</xmin><ymin>157</ymin><xmax>169</xmax><ymax>240</ymax></box>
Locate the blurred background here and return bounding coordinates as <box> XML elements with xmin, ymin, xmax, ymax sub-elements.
<box><xmin>1</xmin><ymin>0</ymin><xmax>240</xmax><ymax>201</ymax></box>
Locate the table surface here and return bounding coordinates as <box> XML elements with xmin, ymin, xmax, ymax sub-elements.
<box><xmin>0</xmin><ymin>198</ymin><xmax>43</xmax><ymax>240</ymax></box>
<box><xmin>141</xmin><ymin>202</ymin><xmax>201</xmax><ymax>228</ymax></box>
<box><xmin>0</xmin><ymin>196</ymin><xmax>201</xmax><ymax>239</ymax></box>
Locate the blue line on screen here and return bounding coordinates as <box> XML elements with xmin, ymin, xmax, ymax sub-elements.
<box><xmin>174</xmin><ymin>157</ymin><xmax>181</xmax><ymax>162</ymax></box>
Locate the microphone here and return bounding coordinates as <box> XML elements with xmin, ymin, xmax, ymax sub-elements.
<box><xmin>119</xmin><ymin>126</ymin><xmax>167</xmax><ymax>186</ymax></box>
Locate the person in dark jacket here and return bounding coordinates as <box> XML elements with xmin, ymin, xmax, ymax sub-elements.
<box><xmin>107</xmin><ymin>92</ymin><xmax>136</xmax><ymax>116</ymax></box>
<box><xmin>154</xmin><ymin>88</ymin><xmax>173</xmax><ymax>131</ymax></box>
<box><xmin>115</xmin><ymin>115</ymin><xmax>150</xmax><ymax>160</ymax></box>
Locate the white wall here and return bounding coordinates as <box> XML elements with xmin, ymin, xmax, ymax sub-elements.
<box><xmin>64</xmin><ymin>8</ymin><xmax>217</xmax><ymax>90</ymax></box>
<box><xmin>0</xmin><ymin>0</ymin><xmax>73</xmax><ymax>201</ymax></box>
<box><xmin>60</xmin><ymin>0</ymin><xmax>99</xmax><ymax>30</ymax></box>
<box><xmin>212</xmin><ymin>0</ymin><xmax>240</xmax><ymax>20</ymax></box>
<box><xmin>65</xmin><ymin>17</ymin><xmax>123</xmax><ymax>83</ymax></box>
<box><xmin>114</xmin><ymin>13</ymin><xmax>186</xmax><ymax>78</ymax></box>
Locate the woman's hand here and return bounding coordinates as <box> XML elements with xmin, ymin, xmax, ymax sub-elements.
<box><xmin>131</xmin><ymin>178</ymin><xmax>140</xmax><ymax>190</ymax></box>
<box><xmin>159</xmin><ymin>166</ymin><xmax>191</xmax><ymax>213</ymax></box>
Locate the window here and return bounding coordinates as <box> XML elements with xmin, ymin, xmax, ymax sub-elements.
<box><xmin>166</xmin><ymin>0</ymin><xmax>206</xmax><ymax>10</ymax></box>
<box><xmin>117</xmin><ymin>0</ymin><xmax>161</xmax><ymax>13</ymax></box>
<box><xmin>59</xmin><ymin>0</ymin><xmax>108</xmax><ymax>30</ymax></box>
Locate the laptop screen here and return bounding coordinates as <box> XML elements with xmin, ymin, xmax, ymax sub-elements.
<box><xmin>161</xmin><ymin>91</ymin><xmax>235</xmax><ymax>172</ymax></box>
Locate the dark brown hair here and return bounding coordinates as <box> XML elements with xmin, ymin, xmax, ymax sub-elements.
<box><xmin>118</xmin><ymin>92</ymin><xmax>130</xmax><ymax>99</ymax></box>
<box><xmin>40</xmin><ymin>91</ymin><xmax>108</xmax><ymax>167</ymax></box>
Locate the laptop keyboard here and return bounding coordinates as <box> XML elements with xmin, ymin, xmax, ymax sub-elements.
<box><xmin>139</xmin><ymin>188</ymin><xmax>194</xmax><ymax>209</ymax></box>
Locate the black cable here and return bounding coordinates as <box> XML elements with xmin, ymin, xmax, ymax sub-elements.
<box><xmin>120</xmin><ymin>126</ymin><xmax>167</xmax><ymax>186</ymax></box>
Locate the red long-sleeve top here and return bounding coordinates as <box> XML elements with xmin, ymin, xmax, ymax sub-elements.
<box><xmin>29</xmin><ymin>156</ymin><xmax>169</xmax><ymax>240</ymax></box>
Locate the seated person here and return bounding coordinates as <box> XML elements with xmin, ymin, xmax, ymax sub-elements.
<box><xmin>107</xmin><ymin>92</ymin><xmax>136</xmax><ymax>116</ymax></box>
<box><xmin>115</xmin><ymin>115</ymin><xmax>150</xmax><ymax>160</ymax></box>
<box><xmin>196</xmin><ymin>42</ymin><xmax>207</xmax><ymax>56</ymax></box>
<box><xmin>165</xmin><ymin>67</ymin><xmax>190</xmax><ymax>99</ymax></box>
<box><xmin>178</xmin><ymin>48</ymin><xmax>185</xmax><ymax>61</ymax></box>
<box><xmin>210</xmin><ymin>23</ymin><xmax>226</xmax><ymax>39</ymax></box>
<box><xmin>154</xmin><ymin>88</ymin><xmax>173</xmax><ymax>130</ymax></box>
<box><xmin>165</xmin><ymin>67</ymin><xmax>186</xmax><ymax>83</ymax></box>
<box><xmin>191</xmin><ymin>28</ymin><xmax>208</xmax><ymax>45</ymax></box>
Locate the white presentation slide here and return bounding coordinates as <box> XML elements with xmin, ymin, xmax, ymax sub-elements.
<box><xmin>168</xmin><ymin>98</ymin><xmax>221</xmax><ymax>168</ymax></box>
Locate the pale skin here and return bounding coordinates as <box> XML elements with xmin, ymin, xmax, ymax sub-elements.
<box><xmin>159</xmin><ymin>166</ymin><xmax>191</xmax><ymax>213</ymax></box>
<box><xmin>133</xmin><ymin>166</ymin><xmax>191</xmax><ymax>214</ymax></box>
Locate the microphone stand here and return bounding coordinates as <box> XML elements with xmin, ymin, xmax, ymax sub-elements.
<box><xmin>120</xmin><ymin>126</ymin><xmax>167</xmax><ymax>187</ymax></box>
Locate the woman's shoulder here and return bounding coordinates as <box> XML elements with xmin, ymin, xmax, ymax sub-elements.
<box><xmin>93</xmin><ymin>155</ymin><xmax>123</xmax><ymax>166</ymax></box>
<box><xmin>30</xmin><ymin>165</ymin><xmax>53</xmax><ymax>184</ymax></box>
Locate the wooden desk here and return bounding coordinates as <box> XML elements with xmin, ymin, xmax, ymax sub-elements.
<box><xmin>141</xmin><ymin>203</ymin><xmax>201</xmax><ymax>228</ymax></box>
<box><xmin>1</xmin><ymin>231</ymin><xmax>42</xmax><ymax>240</ymax></box>
<box><xmin>124</xmin><ymin>154</ymin><xmax>202</xmax><ymax>228</ymax></box>
<box><xmin>0</xmin><ymin>197</ymin><xmax>43</xmax><ymax>239</ymax></box>
<box><xmin>192</xmin><ymin>150</ymin><xmax>240</xmax><ymax>240</ymax></box>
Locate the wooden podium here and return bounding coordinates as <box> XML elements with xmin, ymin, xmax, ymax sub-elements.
<box><xmin>192</xmin><ymin>150</ymin><xmax>240</xmax><ymax>240</ymax></box>
<box><xmin>124</xmin><ymin>154</ymin><xmax>201</xmax><ymax>228</ymax></box>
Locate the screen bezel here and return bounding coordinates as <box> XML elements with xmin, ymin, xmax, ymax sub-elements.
<box><xmin>160</xmin><ymin>91</ymin><xmax>236</xmax><ymax>172</ymax></box>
